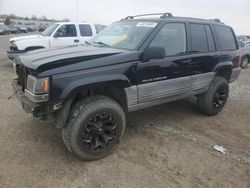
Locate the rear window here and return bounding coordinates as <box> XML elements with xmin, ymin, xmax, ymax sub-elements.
<box><xmin>79</xmin><ymin>24</ymin><xmax>93</xmax><ymax>37</ymax></box>
<box><xmin>215</xmin><ymin>26</ymin><xmax>237</xmax><ymax>51</ymax></box>
<box><xmin>190</xmin><ymin>24</ymin><xmax>208</xmax><ymax>53</ymax></box>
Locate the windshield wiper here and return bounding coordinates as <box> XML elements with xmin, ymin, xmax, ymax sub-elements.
<box><xmin>93</xmin><ymin>41</ymin><xmax>111</xmax><ymax>47</ymax></box>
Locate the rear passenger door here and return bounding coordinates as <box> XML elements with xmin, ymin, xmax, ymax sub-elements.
<box><xmin>188</xmin><ymin>23</ymin><xmax>217</xmax><ymax>75</ymax></box>
<box><xmin>79</xmin><ymin>24</ymin><xmax>95</xmax><ymax>44</ymax></box>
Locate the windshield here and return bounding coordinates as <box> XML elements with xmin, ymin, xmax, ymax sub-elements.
<box><xmin>89</xmin><ymin>21</ymin><xmax>158</xmax><ymax>50</ymax></box>
<box><xmin>42</xmin><ymin>24</ymin><xmax>59</xmax><ymax>36</ymax></box>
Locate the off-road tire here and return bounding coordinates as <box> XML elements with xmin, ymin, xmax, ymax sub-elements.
<box><xmin>62</xmin><ymin>95</ymin><xmax>126</xmax><ymax>160</ymax></box>
<box><xmin>197</xmin><ymin>76</ymin><xmax>229</xmax><ymax>116</ymax></box>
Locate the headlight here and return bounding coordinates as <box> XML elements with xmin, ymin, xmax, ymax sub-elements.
<box><xmin>27</xmin><ymin>75</ymin><xmax>50</xmax><ymax>94</ymax></box>
<box><xmin>10</xmin><ymin>40</ymin><xmax>18</xmax><ymax>50</ymax></box>
<box><xmin>10</xmin><ymin>40</ymin><xmax>16</xmax><ymax>46</ymax></box>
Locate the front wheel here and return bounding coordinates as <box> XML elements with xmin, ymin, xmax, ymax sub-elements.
<box><xmin>197</xmin><ymin>76</ymin><xmax>229</xmax><ymax>116</ymax></box>
<box><xmin>62</xmin><ymin>95</ymin><xmax>126</xmax><ymax>160</ymax></box>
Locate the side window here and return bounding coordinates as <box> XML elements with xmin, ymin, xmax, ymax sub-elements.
<box><xmin>79</xmin><ymin>24</ymin><xmax>93</xmax><ymax>37</ymax></box>
<box><xmin>215</xmin><ymin>25</ymin><xmax>237</xmax><ymax>51</ymax></box>
<box><xmin>149</xmin><ymin>23</ymin><xmax>186</xmax><ymax>56</ymax></box>
<box><xmin>55</xmin><ymin>24</ymin><xmax>77</xmax><ymax>37</ymax></box>
<box><xmin>205</xmin><ymin>25</ymin><xmax>216</xmax><ymax>52</ymax></box>
<box><xmin>190</xmin><ymin>24</ymin><xmax>208</xmax><ymax>53</ymax></box>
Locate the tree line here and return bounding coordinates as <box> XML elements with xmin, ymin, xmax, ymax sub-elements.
<box><xmin>1</xmin><ymin>14</ymin><xmax>70</xmax><ymax>25</ymax></box>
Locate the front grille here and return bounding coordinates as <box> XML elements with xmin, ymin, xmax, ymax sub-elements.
<box><xmin>17</xmin><ymin>65</ymin><xmax>28</xmax><ymax>92</ymax></box>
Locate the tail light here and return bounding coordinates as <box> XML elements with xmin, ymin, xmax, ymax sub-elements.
<box><xmin>236</xmin><ymin>53</ymin><xmax>242</xmax><ymax>68</ymax></box>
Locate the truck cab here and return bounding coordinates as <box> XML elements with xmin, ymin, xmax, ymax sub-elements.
<box><xmin>7</xmin><ymin>22</ymin><xmax>97</xmax><ymax>60</ymax></box>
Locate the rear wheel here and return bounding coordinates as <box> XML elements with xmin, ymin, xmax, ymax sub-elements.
<box><xmin>62</xmin><ymin>95</ymin><xmax>126</xmax><ymax>160</ymax></box>
<box><xmin>197</xmin><ymin>76</ymin><xmax>229</xmax><ymax>116</ymax></box>
<box><xmin>241</xmin><ymin>57</ymin><xmax>249</xmax><ymax>69</ymax></box>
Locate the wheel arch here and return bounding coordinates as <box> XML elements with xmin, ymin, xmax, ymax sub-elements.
<box><xmin>213</xmin><ymin>61</ymin><xmax>233</xmax><ymax>82</ymax></box>
<box><xmin>55</xmin><ymin>75</ymin><xmax>131</xmax><ymax>128</ymax></box>
<box><xmin>24</xmin><ymin>46</ymin><xmax>45</xmax><ymax>52</ymax></box>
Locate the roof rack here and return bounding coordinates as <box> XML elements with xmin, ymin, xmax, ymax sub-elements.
<box><xmin>208</xmin><ymin>19</ymin><xmax>224</xmax><ymax>24</ymax></box>
<box><xmin>124</xmin><ymin>12</ymin><xmax>173</xmax><ymax>20</ymax></box>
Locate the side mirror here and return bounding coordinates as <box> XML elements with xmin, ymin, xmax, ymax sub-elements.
<box><xmin>143</xmin><ymin>46</ymin><xmax>166</xmax><ymax>61</ymax></box>
<box><xmin>54</xmin><ymin>32</ymin><xmax>63</xmax><ymax>38</ymax></box>
<box><xmin>53</xmin><ymin>33</ymin><xmax>59</xmax><ymax>38</ymax></box>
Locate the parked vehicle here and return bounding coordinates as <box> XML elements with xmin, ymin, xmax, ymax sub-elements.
<box><xmin>240</xmin><ymin>47</ymin><xmax>250</xmax><ymax>69</ymax></box>
<box><xmin>246</xmin><ymin>41</ymin><xmax>250</xmax><ymax>48</ymax></box>
<box><xmin>38</xmin><ymin>25</ymin><xmax>45</xmax><ymax>32</ymax></box>
<box><xmin>0</xmin><ymin>25</ymin><xmax>11</xmax><ymax>35</ymax></box>
<box><xmin>7</xmin><ymin>25</ymin><xmax>19</xmax><ymax>34</ymax></box>
<box><xmin>27</xmin><ymin>26</ymin><xmax>35</xmax><ymax>32</ymax></box>
<box><xmin>7</xmin><ymin>22</ymin><xmax>97</xmax><ymax>60</ymax></box>
<box><xmin>17</xmin><ymin>25</ymin><xmax>28</xmax><ymax>33</ymax></box>
<box><xmin>12</xmin><ymin>13</ymin><xmax>241</xmax><ymax>160</ymax></box>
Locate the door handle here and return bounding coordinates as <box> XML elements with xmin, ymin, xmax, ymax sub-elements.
<box><xmin>74</xmin><ymin>39</ymin><xmax>80</xmax><ymax>43</ymax></box>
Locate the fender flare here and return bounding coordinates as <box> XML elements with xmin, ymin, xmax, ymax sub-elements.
<box><xmin>212</xmin><ymin>61</ymin><xmax>233</xmax><ymax>72</ymax></box>
<box><xmin>55</xmin><ymin>74</ymin><xmax>131</xmax><ymax>128</ymax></box>
<box><xmin>60</xmin><ymin>74</ymin><xmax>131</xmax><ymax>101</ymax></box>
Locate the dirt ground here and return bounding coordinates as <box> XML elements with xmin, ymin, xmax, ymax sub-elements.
<box><xmin>0</xmin><ymin>34</ymin><xmax>249</xmax><ymax>188</ymax></box>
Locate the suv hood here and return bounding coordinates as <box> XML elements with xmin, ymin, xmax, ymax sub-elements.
<box><xmin>17</xmin><ymin>45</ymin><xmax>137</xmax><ymax>72</ymax></box>
<box><xmin>10</xmin><ymin>34</ymin><xmax>44</xmax><ymax>42</ymax></box>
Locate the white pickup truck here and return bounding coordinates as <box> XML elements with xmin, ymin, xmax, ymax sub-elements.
<box><xmin>7</xmin><ymin>22</ymin><xmax>97</xmax><ymax>60</ymax></box>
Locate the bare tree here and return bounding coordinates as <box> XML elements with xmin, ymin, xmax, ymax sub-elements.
<box><xmin>4</xmin><ymin>17</ymin><xmax>11</xmax><ymax>25</ymax></box>
<box><xmin>62</xmin><ymin>18</ymin><xmax>70</xmax><ymax>22</ymax></box>
<box><xmin>41</xmin><ymin>16</ymin><xmax>47</xmax><ymax>21</ymax></box>
<box><xmin>9</xmin><ymin>14</ymin><xmax>16</xmax><ymax>19</ymax></box>
<box><xmin>31</xmin><ymin>15</ymin><xmax>37</xmax><ymax>20</ymax></box>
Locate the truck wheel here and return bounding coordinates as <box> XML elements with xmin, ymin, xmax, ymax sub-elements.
<box><xmin>241</xmin><ymin>57</ymin><xmax>249</xmax><ymax>69</ymax></box>
<box><xmin>197</xmin><ymin>76</ymin><xmax>229</xmax><ymax>116</ymax></box>
<box><xmin>62</xmin><ymin>95</ymin><xmax>126</xmax><ymax>160</ymax></box>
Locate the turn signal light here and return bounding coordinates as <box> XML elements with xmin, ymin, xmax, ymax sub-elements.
<box><xmin>42</xmin><ymin>79</ymin><xmax>49</xmax><ymax>93</ymax></box>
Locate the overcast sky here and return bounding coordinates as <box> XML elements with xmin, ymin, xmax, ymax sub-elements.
<box><xmin>0</xmin><ymin>0</ymin><xmax>249</xmax><ymax>35</ymax></box>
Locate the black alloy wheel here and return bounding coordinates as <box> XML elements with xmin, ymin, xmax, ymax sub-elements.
<box><xmin>81</xmin><ymin>112</ymin><xmax>117</xmax><ymax>151</ymax></box>
<box><xmin>197</xmin><ymin>76</ymin><xmax>229</xmax><ymax>116</ymax></box>
<box><xmin>213</xmin><ymin>88</ymin><xmax>227</xmax><ymax>109</ymax></box>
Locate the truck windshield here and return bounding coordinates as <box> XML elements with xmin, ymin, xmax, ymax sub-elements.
<box><xmin>42</xmin><ymin>24</ymin><xmax>59</xmax><ymax>36</ymax></box>
<box><xmin>89</xmin><ymin>21</ymin><xmax>159</xmax><ymax>50</ymax></box>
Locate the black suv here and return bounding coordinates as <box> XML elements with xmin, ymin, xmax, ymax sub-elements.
<box><xmin>12</xmin><ymin>13</ymin><xmax>241</xmax><ymax>160</ymax></box>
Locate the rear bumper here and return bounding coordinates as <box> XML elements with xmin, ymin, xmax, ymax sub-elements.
<box><xmin>6</xmin><ymin>49</ymin><xmax>25</xmax><ymax>60</ymax></box>
<box><xmin>230</xmin><ymin>67</ymin><xmax>241</xmax><ymax>82</ymax></box>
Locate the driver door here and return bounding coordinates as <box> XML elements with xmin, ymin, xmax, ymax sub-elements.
<box><xmin>138</xmin><ymin>22</ymin><xmax>192</xmax><ymax>108</ymax></box>
<box><xmin>50</xmin><ymin>24</ymin><xmax>80</xmax><ymax>48</ymax></box>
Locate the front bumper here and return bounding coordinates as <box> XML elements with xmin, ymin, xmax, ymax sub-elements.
<box><xmin>230</xmin><ymin>67</ymin><xmax>241</xmax><ymax>82</ymax></box>
<box><xmin>12</xmin><ymin>80</ymin><xmax>55</xmax><ymax>122</ymax></box>
<box><xmin>12</xmin><ymin>79</ymin><xmax>40</xmax><ymax>113</ymax></box>
<box><xmin>6</xmin><ymin>49</ymin><xmax>25</xmax><ymax>60</ymax></box>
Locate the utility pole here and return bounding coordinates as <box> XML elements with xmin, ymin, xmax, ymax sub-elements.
<box><xmin>76</xmin><ymin>0</ymin><xmax>79</xmax><ymax>22</ymax></box>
